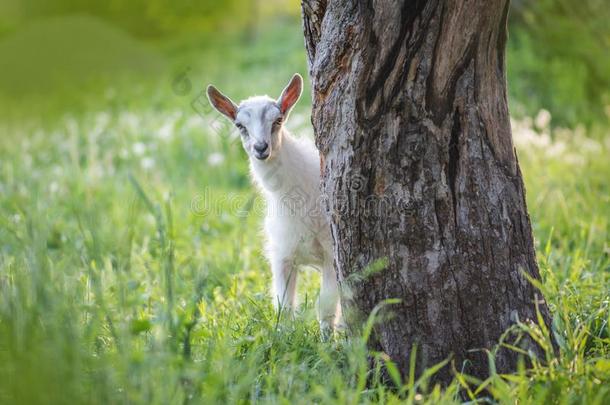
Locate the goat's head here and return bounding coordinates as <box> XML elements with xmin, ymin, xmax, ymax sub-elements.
<box><xmin>207</xmin><ymin>74</ymin><xmax>302</xmax><ymax>162</ymax></box>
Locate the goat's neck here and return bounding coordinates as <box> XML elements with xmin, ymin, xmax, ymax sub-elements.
<box><xmin>250</xmin><ymin>129</ymin><xmax>303</xmax><ymax>195</ymax></box>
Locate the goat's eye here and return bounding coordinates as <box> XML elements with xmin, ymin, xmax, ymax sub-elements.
<box><xmin>272</xmin><ymin>118</ymin><xmax>283</xmax><ymax>129</ymax></box>
<box><xmin>235</xmin><ymin>123</ymin><xmax>248</xmax><ymax>136</ymax></box>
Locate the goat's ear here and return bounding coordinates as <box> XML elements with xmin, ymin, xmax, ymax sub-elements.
<box><xmin>207</xmin><ymin>85</ymin><xmax>238</xmax><ymax>121</ymax></box>
<box><xmin>277</xmin><ymin>73</ymin><xmax>303</xmax><ymax>115</ymax></box>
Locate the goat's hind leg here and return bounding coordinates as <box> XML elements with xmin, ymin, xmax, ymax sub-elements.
<box><xmin>318</xmin><ymin>265</ymin><xmax>340</xmax><ymax>339</ymax></box>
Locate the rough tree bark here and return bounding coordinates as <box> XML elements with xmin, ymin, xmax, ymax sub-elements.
<box><xmin>302</xmin><ymin>0</ymin><xmax>554</xmax><ymax>383</ymax></box>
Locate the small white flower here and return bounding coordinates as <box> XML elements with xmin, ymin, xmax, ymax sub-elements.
<box><xmin>144</xmin><ymin>213</ymin><xmax>156</xmax><ymax>225</ymax></box>
<box><xmin>49</xmin><ymin>182</ymin><xmax>60</xmax><ymax>194</ymax></box>
<box><xmin>207</xmin><ymin>152</ymin><xmax>225</xmax><ymax>167</ymax></box>
<box><xmin>141</xmin><ymin>157</ymin><xmax>155</xmax><ymax>170</ymax></box>
<box><xmin>158</xmin><ymin>122</ymin><xmax>173</xmax><ymax>141</ymax></box>
<box><xmin>133</xmin><ymin>142</ymin><xmax>146</xmax><ymax>156</ymax></box>
<box><xmin>534</xmin><ymin>109</ymin><xmax>551</xmax><ymax>130</ymax></box>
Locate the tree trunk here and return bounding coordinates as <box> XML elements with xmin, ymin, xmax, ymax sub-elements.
<box><xmin>302</xmin><ymin>0</ymin><xmax>554</xmax><ymax>383</ymax></box>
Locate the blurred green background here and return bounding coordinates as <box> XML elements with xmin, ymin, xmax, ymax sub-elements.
<box><xmin>0</xmin><ymin>1</ymin><xmax>608</xmax><ymax>404</ymax></box>
<box><xmin>0</xmin><ymin>0</ymin><xmax>608</xmax><ymax>128</ymax></box>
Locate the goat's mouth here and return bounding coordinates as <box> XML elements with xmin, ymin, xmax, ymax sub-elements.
<box><xmin>254</xmin><ymin>151</ymin><xmax>270</xmax><ymax>161</ymax></box>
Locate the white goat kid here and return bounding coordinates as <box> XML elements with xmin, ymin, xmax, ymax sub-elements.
<box><xmin>207</xmin><ymin>74</ymin><xmax>340</xmax><ymax>334</ymax></box>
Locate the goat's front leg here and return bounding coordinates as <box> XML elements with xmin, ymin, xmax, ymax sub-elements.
<box><xmin>271</xmin><ymin>256</ymin><xmax>298</xmax><ymax>314</ymax></box>
<box><xmin>319</xmin><ymin>265</ymin><xmax>340</xmax><ymax>339</ymax></box>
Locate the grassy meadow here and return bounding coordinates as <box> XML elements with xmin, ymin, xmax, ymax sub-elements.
<box><xmin>0</xmin><ymin>9</ymin><xmax>609</xmax><ymax>405</ymax></box>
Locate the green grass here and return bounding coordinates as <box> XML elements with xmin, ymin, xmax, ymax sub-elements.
<box><xmin>1</xmin><ymin>19</ymin><xmax>609</xmax><ymax>405</ymax></box>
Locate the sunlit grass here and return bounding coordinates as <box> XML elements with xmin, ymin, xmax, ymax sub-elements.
<box><xmin>0</xmin><ymin>22</ymin><xmax>609</xmax><ymax>405</ymax></box>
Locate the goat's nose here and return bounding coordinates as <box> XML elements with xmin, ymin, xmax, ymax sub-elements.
<box><xmin>254</xmin><ymin>142</ymin><xmax>268</xmax><ymax>153</ymax></box>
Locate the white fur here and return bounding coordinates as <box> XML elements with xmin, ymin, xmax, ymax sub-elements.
<box><xmin>250</xmin><ymin>129</ymin><xmax>340</xmax><ymax>332</ymax></box>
